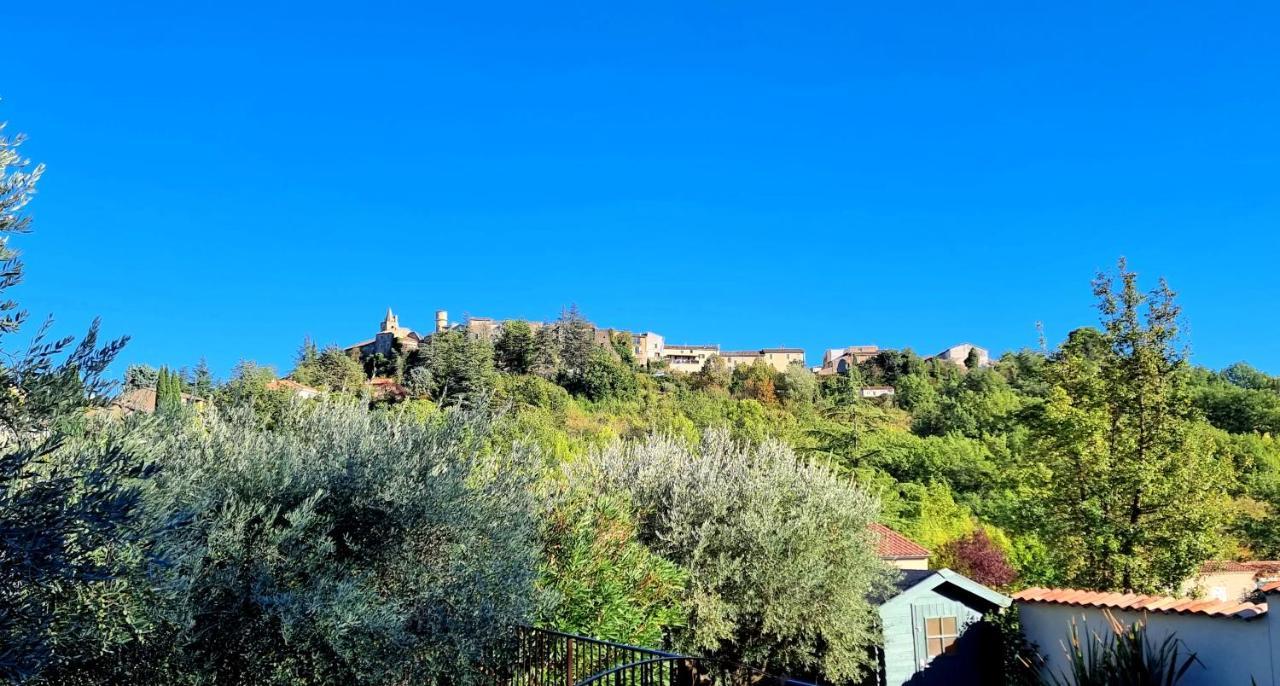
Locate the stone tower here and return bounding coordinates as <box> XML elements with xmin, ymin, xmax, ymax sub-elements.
<box><xmin>381</xmin><ymin>307</ymin><xmax>399</xmax><ymax>334</ymax></box>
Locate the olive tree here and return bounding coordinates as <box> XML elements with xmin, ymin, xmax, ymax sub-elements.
<box><xmin>92</xmin><ymin>401</ymin><xmax>542</xmax><ymax>685</ymax></box>
<box><xmin>568</xmin><ymin>431</ymin><xmax>892</xmax><ymax>683</ymax></box>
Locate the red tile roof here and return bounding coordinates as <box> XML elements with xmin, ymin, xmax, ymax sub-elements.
<box><xmin>1200</xmin><ymin>560</ymin><xmax>1280</xmax><ymax>578</ymax></box>
<box><xmin>1243</xmin><ymin>561</ymin><xmax>1280</xmax><ymax>578</ymax></box>
<box><xmin>1200</xmin><ymin>560</ymin><xmax>1255</xmax><ymax>573</ymax></box>
<box><xmin>1259</xmin><ymin>580</ymin><xmax>1280</xmax><ymax>594</ymax></box>
<box><xmin>1014</xmin><ymin>587</ymin><xmax>1267</xmax><ymax>620</ymax></box>
<box><xmin>871</xmin><ymin>523</ymin><xmax>930</xmax><ymax>560</ymax></box>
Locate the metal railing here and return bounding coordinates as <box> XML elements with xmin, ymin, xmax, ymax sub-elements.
<box><xmin>485</xmin><ymin>627</ymin><xmax>815</xmax><ymax>686</ymax></box>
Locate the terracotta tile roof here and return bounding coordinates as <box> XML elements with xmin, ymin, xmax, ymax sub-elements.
<box><xmin>1014</xmin><ymin>587</ymin><xmax>1267</xmax><ymax>620</ymax></box>
<box><xmin>1243</xmin><ymin>561</ymin><xmax>1280</xmax><ymax>577</ymax></box>
<box><xmin>1200</xmin><ymin>560</ymin><xmax>1280</xmax><ymax>578</ymax></box>
<box><xmin>870</xmin><ymin>523</ymin><xmax>930</xmax><ymax>560</ymax></box>
<box><xmin>1200</xmin><ymin>560</ymin><xmax>1255</xmax><ymax>573</ymax></box>
<box><xmin>1260</xmin><ymin>580</ymin><xmax>1280</xmax><ymax>594</ymax></box>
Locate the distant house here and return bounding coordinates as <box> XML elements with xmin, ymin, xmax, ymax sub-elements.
<box><xmin>1016</xmin><ymin>585</ymin><xmax>1274</xmax><ymax>685</ymax></box>
<box><xmin>661</xmin><ymin>344</ymin><xmax>719</xmax><ymax>373</ymax></box>
<box><xmin>265</xmin><ymin>379</ymin><xmax>322</xmax><ymax>400</ymax></box>
<box><xmin>873</xmin><ymin>523</ymin><xmax>930</xmax><ymax>570</ymax></box>
<box><xmin>871</xmin><ymin>524</ymin><xmax>1010</xmax><ymax>686</ymax></box>
<box><xmin>860</xmin><ymin>386</ymin><xmax>896</xmax><ymax>399</ymax></box>
<box><xmin>1185</xmin><ymin>560</ymin><xmax>1280</xmax><ymax>601</ymax></box>
<box><xmin>368</xmin><ymin>377</ymin><xmax>410</xmax><ymax>402</ymax></box>
<box><xmin>631</xmin><ymin>331</ymin><xmax>665</xmax><ymax>366</ymax></box>
<box><xmin>109</xmin><ymin>387</ymin><xmax>205</xmax><ymax>415</ymax></box>
<box><xmin>721</xmin><ymin>348</ymin><xmax>806</xmax><ymax>373</ymax></box>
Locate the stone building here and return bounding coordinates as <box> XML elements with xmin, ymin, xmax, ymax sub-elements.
<box><xmin>819</xmin><ymin>345</ymin><xmax>883</xmax><ymax>375</ymax></box>
<box><xmin>721</xmin><ymin>348</ymin><xmax>806</xmax><ymax>372</ymax></box>
<box><xmin>344</xmin><ymin>308</ymin><xmax>425</xmax><ymax>361</ymax></box>
<box><xmin>631</xmin><ymin>332</ymin><xmax>665</xmax><ymax>366</ymax></box>
<box><xmin>930</xmin><ymin>343</ymin><xmax>990</xmax><ymax>368</ymax></box>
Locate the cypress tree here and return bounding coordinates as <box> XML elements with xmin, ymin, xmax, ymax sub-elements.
<box><xmin>156</xmin><ymin>366</ymin><xmax>182</xmax><ymax>415</ymax></box>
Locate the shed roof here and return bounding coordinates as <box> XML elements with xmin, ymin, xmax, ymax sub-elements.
<box><xmin>1015</xmin><ymin>587</ymin><xmax>1267</xmax><ymax>620</ymax></box>
<box><xmin>883</xmin><ymin>568</ymin><xmax>1011</xmax><ymax>611</ymax></box>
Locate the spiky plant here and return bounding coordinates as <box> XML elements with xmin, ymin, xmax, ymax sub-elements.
<box><xmin>1047</xmin><ymin>611</ymin><xmax>1201</xmax><ymax>686</ymax></box>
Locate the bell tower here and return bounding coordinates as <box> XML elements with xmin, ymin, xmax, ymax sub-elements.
<box><xmin>381</xmin><ymin>307</ymin><xmax>399</xmax><ymax>333</ymax></box>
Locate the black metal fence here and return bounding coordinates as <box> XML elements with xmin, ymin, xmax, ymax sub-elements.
<box><xmin>485</xmin><ymin>627</ymin><xmax>816</xmax><ymax>686</ymax></box>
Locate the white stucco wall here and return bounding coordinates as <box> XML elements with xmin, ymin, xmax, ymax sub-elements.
<box><xmin>1017</xmin><ymin>601</ymin><xmax>1274</xmax><ymax>686</ymax></box>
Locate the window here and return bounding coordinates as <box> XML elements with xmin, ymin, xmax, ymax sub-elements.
<box><xmin>924</xmin><ymin>616</ymin><xmax>958</xmax><ymax>660</ymax></box>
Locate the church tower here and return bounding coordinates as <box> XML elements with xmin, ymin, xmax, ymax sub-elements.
<box><xmin>381</xmin><ymin>307</ymin><xmax>399</xmax><ymax>334</ymax></box>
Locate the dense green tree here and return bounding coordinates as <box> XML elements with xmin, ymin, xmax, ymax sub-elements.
<box><xmin>1027</xmin><ymin>260</ymin><xmax>1230</xmax><ymax>592</ymax></box>
<box><xmin>1222</xmin><ymin>362</ymin><xmax>1279</xmax><ymax>392</ymax></box>
<box><xmin>495</xmin><ymin>320</ymin><xmax>537</xmax><ymax>374</ymax></box>
<box><xmin>537</xmin><ymin>491</ymin><xmax>686</xmax><ymax>646</ymax></box>
<box><xmin>554</xmin><ymin>305</ymin><xmax>595</xmax><ymax>382</ymax></box>
<box><xmin>290</xmin><ymin>342</ymin><xmax>365</xmax><ymax>392</ymax></box>
<box><xmin>408</xmin><ymin>329</ymin><xmax>497</xmax><ymax>406</ymax></box>
<box><xmin>692</xmin><ymin>354</ymin><xmax>731</xmax><ymax>392</ymax></box>
<box><xmin>531</xmin><ymin>324</ymin><xmax>561</xmax><ymax>379</ymax></box>
<box><xmin>964</xmin><ymin>347</ymin><xmax>982</xmax><ymax>369</ymax></box>
<box><xmin>776</xmin><ymin>362</ymin><xmax>818</xmax><ymax>404</ymax></box>
<box><xmin>577</xmin><ymin>346</ymin><xmax>638</xmax><ymax>401</ymax></box>
<box><xmin>1189</xmin><ymin>366</ymin><xmax>1280</xmax><ymax>435</ymax></box>
<box><xmin>190</xmin><ymin>358</ymin><xmax>214</xmax><ymax>398</ymax></box>
<box><xmin>155</xmin><ymin>366</ymin><xmax>183</xmax><ymax>415</ymax></box>
<box><xmin>124</xmin><ymin>363</ymin><xmax>159</xmax><ymax>391</ymax></box>
<box><xmin>731</xmin><ymin>359</ymin><xmax>777</xmax><ymax>404</ymax></box>
<box><xmin>215</xmin><ymin>362</ymin><xmax>291</xmax><ymax>428</ymax></box>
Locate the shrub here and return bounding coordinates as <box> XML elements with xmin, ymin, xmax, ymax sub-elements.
<box><xmin>936</xmin><ymin>528</ymin><xmax>1018</xmax><ymax>589</ymax></box>
<box><xmin>498</xmin><ymin>374</ymin><xmax>571</xmax><ymax>414</ymax></box>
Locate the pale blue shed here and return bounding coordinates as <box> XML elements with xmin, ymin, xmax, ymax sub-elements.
<box><xmin>877</xmin><ymin>568</ymin><xmax>1011</xmax><ymax>686</ymax></box>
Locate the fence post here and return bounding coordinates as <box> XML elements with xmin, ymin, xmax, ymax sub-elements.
<box><xmin>565</xmin><ymin>637</ymin><xmax>575</xmax><ymax>686</ymax></box>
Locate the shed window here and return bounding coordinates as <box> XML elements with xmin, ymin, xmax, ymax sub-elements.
<box><xmin>924</xmin><ymin>616</ymin><xmax>958</xmax><ymax>659</ymax></box>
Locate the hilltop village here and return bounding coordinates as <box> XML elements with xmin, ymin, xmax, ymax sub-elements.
<box><xmin>340</xmin><ymin>306</ymin><xmax>990</xmax><ymax>393</ymax></box>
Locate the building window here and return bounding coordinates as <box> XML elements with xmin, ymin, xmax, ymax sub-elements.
<box><xmin>924</xmin><ymin>616</ymin><xmax>958</xmax><ymax>660</ymax></box>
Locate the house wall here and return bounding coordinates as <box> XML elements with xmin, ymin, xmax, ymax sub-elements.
<box><xmin>936</xmin><ymin>344</ymin><xmax>989</xmax><ymax>368</ymax></box>
<box><xmin>880</xmin><ymin>588</ymin><xmax>987</xmax><ymax>686</ymax></box>
<box><xmin>1016</xmin><ymin>602</ymin><xmax>1274</xmax><ymax>686</ymax></box>
<box><xmin>760</xmin><ymin>349</ymin><xmax>805</xmax><ymax>371</ymax></box>
<box><xmin>632</xmin><ymin>332</ymin><xmax>664</xmax><ymax>366</ymax></box>
<box><xmin>721</xmin><ymin>353</ymin><xmax>762</xmax><ymax>369</ymax></box>
<box><xmin>1183</xmin><ymin>570</ymin><xmax>1258</xmax><ymax>601</ymax></box>
<box><xmin>661</xmin><ymin>346</ymin><xmax>717</xmax><ymax>373</ymax></box>
<box><xmin>888</xmin><ymin>557</ymin><xmax>929</xmax><ymax>571</ymax></box>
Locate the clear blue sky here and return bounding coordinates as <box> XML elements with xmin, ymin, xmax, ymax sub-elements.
<box><xmin>5</xmin><ymin>2</ymin><xmax>1279</xmax><ymax>379</ymax></box>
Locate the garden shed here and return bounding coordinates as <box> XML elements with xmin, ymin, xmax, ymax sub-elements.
<box><xmin>878</xmin><ymin>568</ymin><xmax>1010</xmax><ymax>686</ymax></box>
